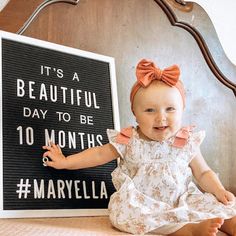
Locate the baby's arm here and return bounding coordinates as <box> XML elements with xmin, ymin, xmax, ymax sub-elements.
<box><xmin>42</xmin><ymin>143</ymin><xmax>119</xmax><ymax>170</ymax></box>
<box><xmin>190</xmin><ymin>149</ymin><xmax>235</xmax><ymax>205</ymax></box>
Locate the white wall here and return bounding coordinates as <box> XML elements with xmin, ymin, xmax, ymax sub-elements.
<box><xmin>0</xmin><ymin>0</ymin><xmax>9</xmax><ymax>11</ymax></box>
<box><xmin>187</xmin><ymin>0</ymin><xmax>236</xmax><ymax>65</ymax></box>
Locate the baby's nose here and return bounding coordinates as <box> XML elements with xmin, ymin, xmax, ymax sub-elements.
<box><xmin>155</xmin><ymin>111</ymin><xmax>166</xmax><ymax>122</ymax></box>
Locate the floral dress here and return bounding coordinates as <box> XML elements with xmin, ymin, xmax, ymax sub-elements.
<box><xmin>106</xmin><ymin>126</ymin><xmax>236</xmax><ymax>235</ymax></box>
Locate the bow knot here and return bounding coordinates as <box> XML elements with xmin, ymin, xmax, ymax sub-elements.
<box><xmin>136</xmin><ymin>59</ymin><xmax>180</xmax><ymax>87</ymax></box>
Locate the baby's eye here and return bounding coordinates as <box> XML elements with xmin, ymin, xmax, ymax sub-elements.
<box><xmin>145</xmin><ymin>108</ymin><xmax>155</xmax><ymax>113</ymax></box>
<box><xmin>166</xmin><ymin>107</ymin><xmax>176</xmax><ymax>112</ymax></box>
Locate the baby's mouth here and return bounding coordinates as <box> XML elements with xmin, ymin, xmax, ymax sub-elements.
<box><xmin>154</xmin><ymin>126</ymin><xmax>168</xmax><ymax>130</ymax></box>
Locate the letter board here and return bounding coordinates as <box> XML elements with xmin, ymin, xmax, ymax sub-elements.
<box><xmin>0</xmin><ymin>30</ymin><xmax>120</xmax><ymax>218</ymax></box>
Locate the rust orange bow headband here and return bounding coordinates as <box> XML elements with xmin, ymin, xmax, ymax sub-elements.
<box><xmin>130</xmin><ymin>59</ymin><xmax>186</xmax><ymax>112</ymax></box>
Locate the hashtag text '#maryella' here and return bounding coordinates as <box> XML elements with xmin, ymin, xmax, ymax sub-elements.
<box><xmin>30</xmin><ymin>179</ymin><xmax>108</xmax><ymax>200</ymax></box>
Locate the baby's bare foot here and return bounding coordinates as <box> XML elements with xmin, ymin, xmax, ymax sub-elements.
<box><xmin>192</xmin><ymin>218</ymin><xmax>224</xmax><ymax>236</ymax></box>
<box><xmin>169</xmin><ymin>218</ymin><xmax>224</xmax><ymax>236</ymax></box>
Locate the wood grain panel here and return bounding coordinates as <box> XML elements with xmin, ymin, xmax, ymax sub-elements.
<box><xmin>0</xmin><ymin>0</ymin><xmax>44</xmax><ymax>33</ymax></box>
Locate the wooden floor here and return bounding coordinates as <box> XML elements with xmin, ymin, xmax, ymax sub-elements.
<box><xmin>0</xmin><ymin>216</ymin><xmax>228</xmax><ymax>236</ymax></box>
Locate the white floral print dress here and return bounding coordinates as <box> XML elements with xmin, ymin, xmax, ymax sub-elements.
<box><xmin>106</xmin><ymin>126</ymin><xmax>236</xmax><ymax>235</ymax></box>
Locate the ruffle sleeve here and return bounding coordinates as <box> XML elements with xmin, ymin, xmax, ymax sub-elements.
<box><xmin>106</xmin><ymin>129</ymin><xmax>128</xmax><ymax>159</ymax></box>
<box><xmin>188</xmin><ymin>130</ymin><xmax>206</xmax><ymax>158</ymax></box>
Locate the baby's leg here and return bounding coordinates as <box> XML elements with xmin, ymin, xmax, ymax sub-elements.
<box><xmin>220</xmin><ymin>216</ymin><xmax>236</xmax><ymax>236</ymax></box>
<box><xmin>168</xmin><ymin>218</ymin><xmax>224</xmax><ymax>236</ymax></box>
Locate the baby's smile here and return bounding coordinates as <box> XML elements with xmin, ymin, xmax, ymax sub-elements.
<box><xmin>154</xmin><ymin>126</ymin><xmax>168</xmax><ymax>130</ymax></box>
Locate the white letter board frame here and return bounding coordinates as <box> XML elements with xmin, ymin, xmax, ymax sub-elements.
<box><xmin>0</xmin><ymin>30</ymin><xmax>120</xmax><ymax>218</ymax></box>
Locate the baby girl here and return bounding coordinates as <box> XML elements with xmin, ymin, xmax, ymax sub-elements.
<box><xmin>43</xmin><ymin>59</ymin><xmax>236</xmax><ymax>235</ymax></box>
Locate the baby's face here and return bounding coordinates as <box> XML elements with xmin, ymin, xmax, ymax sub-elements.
<box><xmin>133</xmin><ymin>81</ymin><xmax>184</xmax><ymax>142</ymax></box>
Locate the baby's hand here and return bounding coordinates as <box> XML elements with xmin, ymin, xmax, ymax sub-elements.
<box><xmin>215</xmin><ymin>189</ymin><xmax>235</xmax><ymax>205</ymax></box>
<box><xmin>42</xmin><ymin>143</ymin><xmax>67</xmax><ymax>169</ymax></box>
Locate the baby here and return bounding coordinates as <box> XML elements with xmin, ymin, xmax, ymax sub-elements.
<box><xmin>43</xmin><ymin>59</ymin><xmax>236</xmax><ymax>235</ymax></box>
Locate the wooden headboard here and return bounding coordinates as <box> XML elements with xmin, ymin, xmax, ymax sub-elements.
<box><xmin>0</xmin><ymin>0</ymin><xmax>235</xmax><ymax>192</ymax></box>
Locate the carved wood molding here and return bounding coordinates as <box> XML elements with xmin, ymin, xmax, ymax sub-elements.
<box><xmin>154</xmin><ymin>0</ymin><xmax>236</xmax><ymax>97</ymax></box>
<box><xmin>17</xmin><ymin>0</ymin><xmax>79</xmax><ymax>35</ymax></box>
<box><xmin>1</xmin><ymin>0</ymin><xmax>235</xmax><ymax>97</ymax></box>
<box><xmin>0</xmin><ymin>0</ymin><xmax>79</xmax><ymax>34</ymax></box>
